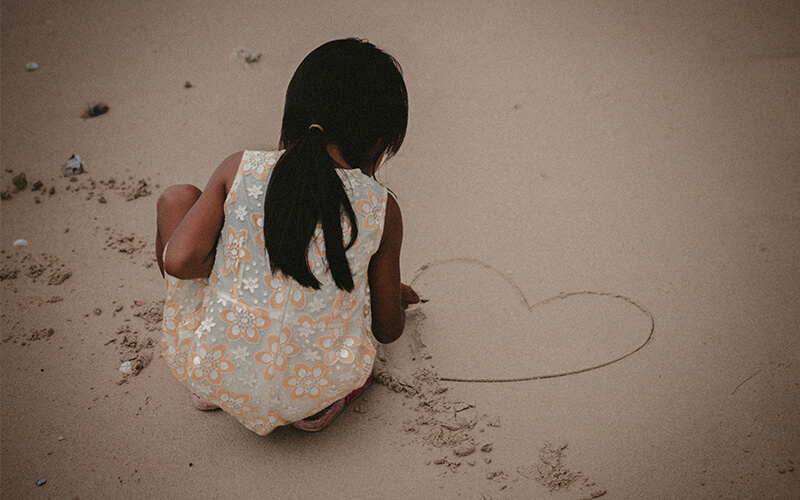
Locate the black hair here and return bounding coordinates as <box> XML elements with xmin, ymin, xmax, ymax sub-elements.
<box><xmin>263</xmin><ymin>38</ymin><xmax>408</xmax><ymax>291</ymax></box>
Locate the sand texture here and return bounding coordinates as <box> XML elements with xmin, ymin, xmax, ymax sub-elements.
<box><xmin>2</xmin><ymin>1</ymin><xmax>799</xmax><ymax>498</ymax></box>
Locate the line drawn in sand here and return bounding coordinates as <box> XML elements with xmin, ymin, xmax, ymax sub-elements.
<box><xmin>370</xmin><ymin>257</ymin><xmax>650</xmax><ymax>493</ymax></box>
<box><xmin>402</xmin><ymin>257</ymin><xmax>655</xmax><ymax>384</ymax></box>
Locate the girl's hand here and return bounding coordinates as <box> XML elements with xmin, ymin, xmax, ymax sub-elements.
<box><xmin>401</xmin><ymin>283</ymin><xmax>420</xmax><ymax>309</ymax></box>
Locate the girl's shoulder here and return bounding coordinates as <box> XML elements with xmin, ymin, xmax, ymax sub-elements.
<box><xmin>238</xmin><ymin>150</ymin><xmax>284</xmax><ymax>180</ymax></box>
<box><xmin>217</xmin><ymin>150</ymin><xmax>283</xmax><ymax>197</ymax></box>
<box><xmin>213</xmin><ymin>151</ymin><xmax>245</xmax><ymax>197</ymax></box>
<box><xmin>337</xmin><ymin>168</ymin><xmax>388</xmax><ymax>196</ymax></box>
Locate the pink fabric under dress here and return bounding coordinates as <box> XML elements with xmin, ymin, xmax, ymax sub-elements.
<box><xmin>161</xmin><ymin>150</ymin><xmax>387</xmax><ymax>435</ymax></box>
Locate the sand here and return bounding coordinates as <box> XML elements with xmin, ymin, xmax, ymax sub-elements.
<box><xmin>2</xmin><ymin>1</ymin><xmax>799</xmax><ymax>498</ymax></box>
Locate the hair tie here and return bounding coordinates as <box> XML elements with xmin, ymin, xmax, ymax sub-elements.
<box><xmin>308</xmin><ymin>124</ymin><xmax>324</xmax><ymax>133</ymax></box>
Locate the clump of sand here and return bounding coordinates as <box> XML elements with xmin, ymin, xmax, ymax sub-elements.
<box><xmin>63</xmin><ymin>175</ymin><xmax>154</xmax><ymax>202</ymax></box>
<box><xmin>109</xmin><ymin>300</ymin><xmax>164</xmax><ymax>384</ymax></box>
<box><xmin>104</xmin><ymin>229</ymin><xmax>147</xmax><ymax>254</ymax></box>
<box><xmin>0</xmin><ymin>167</ymin><xmax>154</xmax><ymax>203</ymax></box>
<box><xmin>0</xmin><ymin>250</ymin><xmax>72</xmax><ymax>285</ymax></box>
<box><xmin>373</xmin><ymin>308</ymin><xmax>499</xmax><ymax>473</ymax></box>
<box><xmin>26</xmin><ymin>327</ymin><xmax>55</xmax><ymax>342</ymax></box>
<box><xmin>2</xmin><ymin>327</ymin><xmax>55</xmax><ymax>346</ymax></box>
<box><xmin>103</xmin><ymin>229</ymin><xmax>154</xmax><ymax>268</ymax></box>
<box><xmin>517</xmin><ymin>442</ymin><xmax>580</xmax><ymax>491</ymax></box>
<box><xmin>515</xmin><ymin>442</ymin><xmax>607</xmax><ymax>499</ymax></box>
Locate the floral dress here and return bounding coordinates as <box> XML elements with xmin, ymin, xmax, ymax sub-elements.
<box><xmin>162</xmin><ymin>150</ymin><xmax>387</xmax><ymax>435</ymax></box>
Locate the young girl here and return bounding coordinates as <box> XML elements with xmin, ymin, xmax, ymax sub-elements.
<box><xmin>155</xmin><ymin>38</ymin><xmax>419</xmax><ymax>435</ymax></box>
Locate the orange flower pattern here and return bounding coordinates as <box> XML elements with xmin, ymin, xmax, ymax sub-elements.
<box><xmin>188</xmin><ymin>342</ymin><xmax>236</xmax><ymax>385</ymax></box>
<box><xmin>223</xmin><ymin>187</ymin><xmax>237</xmax><ymax>213</ymax></box>
<box><xmin>215</xmin><ymin>389</ymin><xmax>259</xmax><ymax>417</ymax></box>
<box><xmin>162</xmin><ymin>150</ymin><xmax>385</xmax><ymax>435</ymax></box>
<box><xmin>355</xmin><ymin>189</ymin><xmax>386</xmax><ymax>234</ymax></box>
<box><xmin>219</xmin><ymin>304</ymin><xmax>271</xmax><ymax>343</ymax></box>
<box><xmin>251</xmin><ymin>213</ymin><xmax>265</xmax><ymax>248</ymax></box>
<box><xmin>220</xmin><ymin>227</ymin><xmax>252</xmax><ymax>276</ymax></box>
<box><xmin>281</xmin><ymin>363</ymin><xmax>334</xmax><ymax>400</ymax></box>
<box><xmin>264</xmin><ymin>274</ymin><xmax>306</xmax><ymax>310</ymax></box>
<box><xmin>254</xmin><ymin>327</ymin><xmax>301</xmax><ymax>380</ymax></box>
<box><xmin>316</xmin><ymin>324</ymin><xmax>362</xmax><ymax>365</ymax></box>
<box><xmin>164</xmin><ymin>337</ymin><xmax>192</xmax><ymax>380</ymax></box>
<box><xmin>240</xmin><ymin>150</ymin><xmax>276</xmax><ymax>180</ymax></box>
<box><xmin>162</xmin><ymin>299</ymin><xmax>181</xmax><ymax>341</ymax></box>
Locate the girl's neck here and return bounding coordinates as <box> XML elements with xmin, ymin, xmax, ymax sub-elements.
<box><xmin>326</xmin><ymin>144</ymin><xmax>376</xmax><ymax>177</ymax></box>
<box><xmin>326</xmin><ymin>144</ymin><xmax>352</xmax><ymax>170</ymax></box>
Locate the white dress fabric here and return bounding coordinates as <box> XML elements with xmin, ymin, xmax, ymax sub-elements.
<box><xmin>162</xmin><ymin>150</ymin><xmax>387</xmax><ymax>435</ymax></box>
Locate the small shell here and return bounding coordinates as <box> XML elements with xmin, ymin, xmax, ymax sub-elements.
<box><xmin>25</xmin><ymin>62</ymin><xmax>38</xmax><ymax>71</ymax></box>
<box><xmin>63</xmin><ymin>154</ymin><xmax>85</xmax><ymax>176</ymax></box>
<box><xmin>119</xmin><ymin>361</ymin><xmax>134</xmax><ymax>374</ymax></box>
<box><xmin>13</xmin><ymin>239</ymin><xmax>29</xmax><ymax>247</ymax></box>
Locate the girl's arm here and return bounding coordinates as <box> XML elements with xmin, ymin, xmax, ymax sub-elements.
<box><xmin>163</xmin><ymin>152</ymin><xmax>243</xmax><ymax>279</ymax></box>
<box><xmin>368</xmin><ymin>194</ymin><xmax>419</xmax><ymax>343</ymax></box>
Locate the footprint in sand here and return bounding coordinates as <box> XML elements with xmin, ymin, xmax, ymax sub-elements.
<box><xmin>388</xmin><ymin>258</ymin><xmax>654</xmax><ymax>383</ymax></box>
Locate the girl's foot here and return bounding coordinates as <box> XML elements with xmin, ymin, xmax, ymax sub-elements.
<box><xmin>192</xmin><ymin>393</ymin><xmax>220</xmax><ymax>411</ymax></box>
<box><xmin>292</xmin><ymin>375</ymin><xmax>372</xmax><ymax>432</ymax></box>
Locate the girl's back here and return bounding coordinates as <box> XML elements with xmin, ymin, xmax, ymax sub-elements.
<box><xmin>163</xmin><ymin>150</ymin><xmax>388</xmax><ymax>434</ymax></box>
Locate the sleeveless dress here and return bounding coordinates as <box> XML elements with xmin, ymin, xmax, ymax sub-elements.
<box><xmin>161</xmin><ymin>150</ymin><xmax>387</xmax><ymax>435</ymax></box>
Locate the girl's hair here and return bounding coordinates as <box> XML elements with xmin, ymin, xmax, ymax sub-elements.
<box><xmin>264</xmin><ymin>38</ymin><xmax>408</xmax><ymax>291</ymax></box>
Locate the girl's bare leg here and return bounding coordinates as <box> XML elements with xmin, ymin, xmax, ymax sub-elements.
<box><xmin>155</xmin><ymin>184</ymin><xmax>202</xmax><ymax>277</ymax></box>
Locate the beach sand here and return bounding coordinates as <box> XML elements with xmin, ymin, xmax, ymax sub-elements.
<box><xmin>2</xmin><ymin>1</ymin><xmax>799</xmax><ymax>498</ymax></box>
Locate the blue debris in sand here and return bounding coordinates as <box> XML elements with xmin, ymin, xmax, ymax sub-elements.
<box><xmin>63</xmin><ymin>154</ymin><xmax>85</xmax><ymax>176</ymax></box>
<box><xmin>36</xmin><ymin>478</ymin><xmax>47</xmax><ymax>486</ymax></box>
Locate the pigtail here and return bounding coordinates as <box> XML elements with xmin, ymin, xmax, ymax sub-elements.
<box><xmin>263</xmin><ymin>126</ymin><xmax>358</xmax><ymax>291</ymax></box>
<box><xmin>265</xmin><ymin>38</ymin><xmax>407</xmax><ymax>293</ymax></box>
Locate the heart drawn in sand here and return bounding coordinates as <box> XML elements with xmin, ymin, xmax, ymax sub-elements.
<box><xmin>403</xmin><ymin>258</ymin><xmax>654</xmax><ymax>383</ymax></box>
